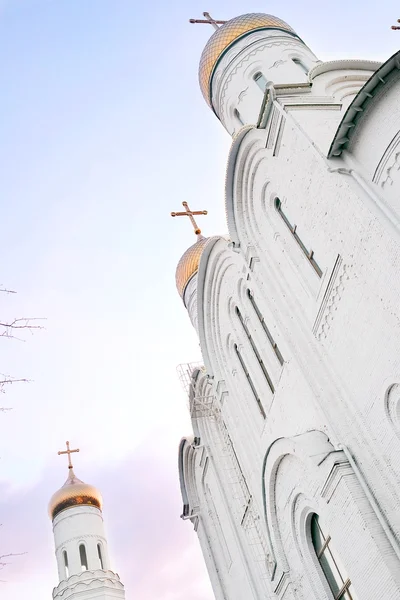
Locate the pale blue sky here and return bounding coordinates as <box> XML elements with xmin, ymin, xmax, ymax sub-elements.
<box><xmin>0</xmin><ymin>1</ymin><xmax>398</xmax><ymax>598</ymax></box>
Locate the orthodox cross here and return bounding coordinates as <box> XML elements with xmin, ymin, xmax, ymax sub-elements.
<box><xmin>58</xmin><ymin>440</ymin><xmax>80</xmax><ymax>469</ymax></box>
<box><xmin>171</xmin><ymin>202</ymin><xmax>208</xmax><ymax>236</ymax></box>
<box><xmin>189</xmin><ymin>12</ymin><xmax>227</xmax><ymax>31</ymax></box>
<box><xmin>391</xmin><ymin>19</ymin><xmax>400</xmax><ymax>30</ymax></box>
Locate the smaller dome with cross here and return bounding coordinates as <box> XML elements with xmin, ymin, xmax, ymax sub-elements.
<box><xmin>176</xmin><ymin>235</ymin><xmax>211</xmax><ymax>298</ymax></box>
<box><xmin>48</xmin><ymin>468</ymin><xmax>103</xmax><ymax>520</ymax></box>
<box><xmin>49</xmin><ymin>441</ymin><xmax>103</xmax><ymax>520</ymax></box>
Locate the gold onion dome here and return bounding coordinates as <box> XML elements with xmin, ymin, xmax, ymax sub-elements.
<box><xmin>176</xmin><ymin>235</ymin><xmax>210</xmax><ymax>298</ymax></box>
<box><xmin>199</xmin><ymin>13</ymin><xmax>295</xmax><ymax>106</ymax></box>
<box><xmin>48</xmin><ymin>468</ymin><xmax>103</xmax><ymax>520</ymax></box>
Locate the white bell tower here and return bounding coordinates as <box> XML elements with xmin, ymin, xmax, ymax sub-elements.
<box><xmin>49</xmin><ymin>441</ymin><xmax>125</xmax><ymax>600</ymax></box>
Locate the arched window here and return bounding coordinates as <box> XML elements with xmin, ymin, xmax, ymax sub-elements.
<box><xmin>97</xmin><ymin>543</ymin><xmax>104</xmax><ymax>569</ymax></box>
<box><xmin>63</xmin><ymin>550</ymin><xmax>69</xmax><ymax>578</ymax></box>
<box><xmin>275</xmin><ymin>198</ymin><xmax>322</xmax><ymax>277</ymax></box>
<box><xmin>253</xmin><ymin>71</ymin><xmax>268</xmax><ymax>92</ymax></box>
<box><xmin>79</xmin><ymin>544</ymin><xmax>88</xmax><ymax>571</ymax></box>
<box><xmin>246</xmin><ymin>290</ymin><xmax>284</xmax><ymax>365</ymax></box>
<box><xmin>311</xmin><ymin>514</ymin><xmax>357</xmax><ymax>600</ymax></box>
<box><xmin>292</xmin><ymin>57</ymin><xmax>309</xmax><ymax>75</ymax></box>
<box><xmin>233</xmin><ymin>108</ymin><xmax>244</xmax><ymax>126</ymax></box>
<box><xmin>235</xmin><ymin>306</ymin><xmax>275</xmax><ymax>393</ymax></box>
<box><xmin>234</xmin><ymin>343</ymin><xmax>266</xmax><ymax>418</ymax></box>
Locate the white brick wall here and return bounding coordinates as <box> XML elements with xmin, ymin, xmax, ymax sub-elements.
<box><xmin>178</xmin><ymin>16</ymin><xmax>400</xmax><ymax>600</ymax></box>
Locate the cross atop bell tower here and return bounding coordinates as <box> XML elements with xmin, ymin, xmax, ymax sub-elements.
<box><xmin>189</xmin><ymin>12</ymin><xmax>227</xmax><ymax>31</ymax></box>
<box><xmin>57</xmin><ymin>440</ymin><xmax>80</xmax><ymax>470</ymax></box>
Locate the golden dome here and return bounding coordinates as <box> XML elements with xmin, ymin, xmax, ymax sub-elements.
<box><xmin>176</xmin><ymin>235</ymin><xmax>210</xmax><ymax>298</ymax></box>
<box><xmin>199</xmin><ymin>13</ymin><xmax>295</xmax><ymax>106</ymax></box>
<box><xmin>48</xmin><ymin>468</ymin><xmax>103</xmax><ymax>520</ymax></box>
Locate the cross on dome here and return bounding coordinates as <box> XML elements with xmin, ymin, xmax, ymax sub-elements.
<box><xmin>189</xmin><ymin>12</ymin><xmax>227</xmax><ymax>31</ymax></box>
<box><xmin>171</xmin><ymin>202</ymin><xmax>208</xmax><ymax>236</ymax></box>
<box><xmin>57</xmin><ymin>440</ymin><xmax>80</xmax><ymax>470</ymax></box>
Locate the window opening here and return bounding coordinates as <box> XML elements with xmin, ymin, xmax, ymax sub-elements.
<box><xmin>292</xmin><ymin>57</ymin><xmax>309</xmax><ymax>74</ymax></box>
<box><xmin>63</xmin><ymin>550</ymin><xmax>69</xmax><ymax>578</ymax></box>
<box><xmin>97</xmin><ymin>543</ymin><xmax>104</xmax><ymax>569</ymax></box>
<box><xmin>234</xmin><ymin>343</ymin><xmax>266</xmax><ymax>418</ymax></box>
<box><xmin>235</xmin><ymin>306</ymin><xmax>275</xmax><ymax>394</ymax></box>
<box><xmin>311</xmin><ymin>514</ymin><xmax>358</xmax><ymax>600</ymax></box>
<box><xmin>79</xmin><ymin>544</ymin><xmax>88</xmax><ymax>571</ymax></box>
<box><xmin>246</xmin><ymin>290</ymin><xmax>284</xmax><ymax>365</ymax></box>
<box><xmin>253</xmin><ymin>71</ymin><xmax>268</xmax><ymax>92</ymax></box>
<box><xmin>275</xmin><ymin>198</ymin><xmax>322</xmax><ymax>277</ymax></box>
<box><xmin>233</xmin><ymin>108</ymin><xmax>244</xmax><ymax>126</ymax></box>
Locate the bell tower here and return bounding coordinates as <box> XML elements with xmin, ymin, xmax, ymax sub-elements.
<box><xmin>49</xmin><ymin>441</ymin><xmax>125</xmax><ymax>600</ymax></box>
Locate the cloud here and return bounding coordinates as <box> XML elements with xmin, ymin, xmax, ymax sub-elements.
<box><xmin>0</xmin><ymin>428</ymin><xmax>213</xmax><ymax>599</ymax></box>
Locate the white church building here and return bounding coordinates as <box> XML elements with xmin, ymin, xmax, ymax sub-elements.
<box><xmin>48</xmin><ymin>442</ymin><xmax>125</xmax><ymax>600</ymax></box>
<box><xmin>175</xmin><ymin>12</ymin><xmax>400</xmax><ymax>600</ymax></box>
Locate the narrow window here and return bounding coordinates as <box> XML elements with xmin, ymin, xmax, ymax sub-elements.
<box><xmin>253</xmin><ymin>71</ymin><xmax>268</xmax><ymax>92</ymax></box>
<box><xmin>63</xmin><ymin>550</ymin><xmax>69</xmax><ymax>578</ymax></box>
<box><xmin>234</xmin><ymin>343</ymin><xmax>266</xmax><ymax>418</ymax></box>
<box><xmin>311</xmin><ymin>514</ymin><xmax>358</xmax><ymax>600</ymax></box>
<box><xmin>292</xmin><ymin>57</ymin><xmax>309</xmax><ymax>74</ymax></box>
<box><xmin>275</xmin><ymin>198</ymin><xmax>322</xmax><ymax>277</ymax></box>
<box><xmin>246</xmin><ymin>290</ymin><xmax>284</xmax><ymax>365</ymax></box>
<box><xmin>79</xmin><ymin>544</ymin><xmax>88</xmax><ymax>571</ymax></box>
<box><xmin>233</xmin><ymin>108</ymin><xmax>244</xmax><ymax>126</ymax></box>
<box><xmin>97</xmin><ymin>543</ymin><xmax>104</xmax><ymax>569</ymax></box>
<box><xmin>235</xmin><ymin>306</ymin><xmax>275</xmax><ymax>393</ymax></box>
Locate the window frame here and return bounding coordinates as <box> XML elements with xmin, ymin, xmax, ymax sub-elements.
<box><xmin>292</xmin><ymin>57</ymin><xmax>309</xmax><ymax>75</ymax></box>
<box><xmin>275</xmin><ymin>198</ymin><xmax>322</xmax><ymax>277</ymax></box>
<box><xmin>97</xmin><ymin>542</ymin><xmax>104</xmax><ymax>570</ymax></box>
<box><xmin>246</xmin><ymin>290</ymin><xmax>284</xmax><ymax>365</ymax></box>
<box><xmin>235</xmin><ymin>305</ymin><xmax>275</xmax><ymax>393</ymax></box>
<box><xmin>79</xmin><ymin>543</ymin><xmax>89</xmax><ymax>572</ymax></box>
<box><xmin>253</xmin><ymin>71</ymin><xmax>269</xmax><ymax>92</ymax></box>
<box><xmin>311</xmin><ymin>514</ymin><xmax>356</xmax><ymax>600</ymax></box>
<box><xmin>63</xmin><ymin>549</ymin><xmax>69</xmax><ymax>579</ymax></box>
<box><xmin>234</xmin><ymin>342</ymin><xmax>266</xmax><ymax>418</ymax></box>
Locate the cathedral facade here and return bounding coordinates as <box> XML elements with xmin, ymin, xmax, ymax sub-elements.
<box><xmin>176</xmin><ymin>13</ymin><xmax>400</xmax><ymax>600</ymax></box>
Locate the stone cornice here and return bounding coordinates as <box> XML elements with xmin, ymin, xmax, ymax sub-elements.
<box><xmin>53</xmin><ymin>569</ymin><xmax>123</xmax><ymax>599</ymax></box>
<box><xmin>328</xmin><ymin>50</ymin><xmax>400</xmax><ymax>158</ymax></box>
<box><xmin>309</xmin><ymin>58</ymin><xmax>382</xmax><ymax>81</ymax></box>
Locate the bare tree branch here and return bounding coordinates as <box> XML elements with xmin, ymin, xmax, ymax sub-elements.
<box><xmin>0</xmin><ymin>317</ymin><xmax>45</xmax><ymax>342</ymax></box>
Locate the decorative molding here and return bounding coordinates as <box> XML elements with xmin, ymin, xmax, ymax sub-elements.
<box><xmin>385</xmin><ymin>383</ymin><xmax>400</xmax><ymax>430</ymax></box>
<box><xmin>320</xmin><ymin>457</ymin><xmax>352</xmax><ymax>501</ymax></box>
<box><xmin>55</xmin><ymin>534</ymin><xmax>107</xmax><ymax>554</ymax></box>
<box><xmin>215</xmin><ymin>39</ymin><xmax>303</xmax><ymax>124</ymax></box>
<box><xmin>53</xmin><ymin>568</ymin><xmax>123</xmax><ymax>599</ymax></box>
<box><xmin>273</xmin><ymin>116</ymin><xmax>285</xmax><ymax>157</ymax></box>
<box><xmin>238</xmin><ymin>87</ymin><xmax>249</xmax><ymax>103</ymax></box>
<box><xmin>373</xmin><ymin>130</ymin><xmax>400</xmax><ymax>184</ymax></box>
<box><xmin>313</xmin><ymin>256</ymin><xmax>350</xmax><ymax>341</ymax></box>
<box><xmin>266</xmin><ymin>106</ymin><xmax>279</xmax><ymax>149</ymax></box>
<box><xmin>270</xmin><ymin>59</ymin><xmax>285</xmax><ymax>69</ymax></box>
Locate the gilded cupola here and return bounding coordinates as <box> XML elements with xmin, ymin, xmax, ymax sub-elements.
<box><xmin>49</xmin><ymin>441</ymin><xmax>103</xmax><ymax>520</ymax></box>
<box><xmin>198</xmin><ymin>13</ymin><xmax>296</xmax><ymax>107</ymax></box>
<box><xmin>49</xmin><ymin>468</ymin><xmax>103</xmax><ymax>520</ymax></box>
<box><xmin>175</xmin><ymin>234</ymin><xmax>210</xmax><ymax>298</ymax></box>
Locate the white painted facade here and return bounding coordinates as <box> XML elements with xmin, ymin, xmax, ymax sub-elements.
<box><xmin>49</xmin><ymin>470</ymin><xmax>125</xmax><ymax>600</ymax></box>
<box><xmin>177</xmin><ymin>13</ymin><xmax>400</xmax><ymax>600</ymax></box>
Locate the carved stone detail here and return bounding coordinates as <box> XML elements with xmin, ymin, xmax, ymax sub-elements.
<box><xmin>313</xmin><ymin>258</ymin><xmax>350</xmax><ymax>341</ymax></box>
